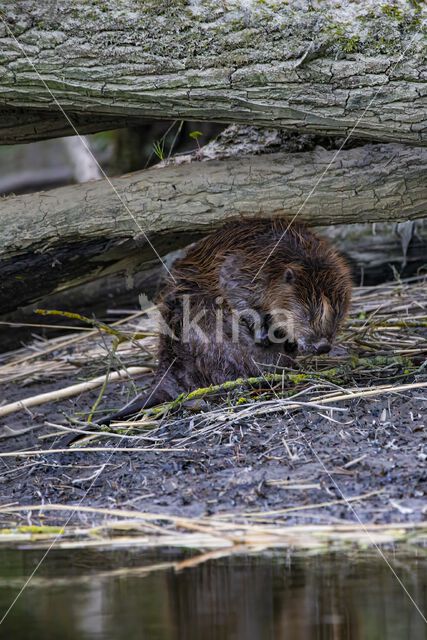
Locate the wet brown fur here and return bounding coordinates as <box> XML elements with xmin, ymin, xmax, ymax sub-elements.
<box><xmin>103</xmin><ymin>217</ymin><xmax>352</xmax><ymax>423</ymax></box>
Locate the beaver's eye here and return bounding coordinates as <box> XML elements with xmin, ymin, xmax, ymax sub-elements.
<box><xmin>263</xmin><ymin>313</ymin><xmax>272</xmax><ymax>328</ymax></box>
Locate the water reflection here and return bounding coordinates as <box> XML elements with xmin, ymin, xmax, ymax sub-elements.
<box><xmin>0</xmin><ymin>548</ymin><xmax>425</xmax><ymax>639</ymax></box>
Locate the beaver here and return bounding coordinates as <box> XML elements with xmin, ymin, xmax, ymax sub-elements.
<box><xmin>100</xmin><ymin>217</ymin><xmax>352</xmax><ymax>424</ymax></box>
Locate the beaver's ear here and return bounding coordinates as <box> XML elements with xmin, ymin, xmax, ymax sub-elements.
<box><xmin>284</xmin><ymin>267</ymin><xmax>295</xmax><ymax>284</ymax></box>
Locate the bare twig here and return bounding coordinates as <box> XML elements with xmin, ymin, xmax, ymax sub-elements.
<box><xmin>0</xmin><ymin>367</ymin><xmax>150</xmax><ymax>418</ymax></box>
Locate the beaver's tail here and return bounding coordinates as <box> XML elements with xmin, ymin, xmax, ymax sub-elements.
<box><xmin>59</xmin><ymin>375</ymin><xmax>177</xmax><ymax>447</ymax></box>
<box><xmin>96</xmin><ymin>386</ymin><xmax>166</xmax><ymax>426</ymax></box>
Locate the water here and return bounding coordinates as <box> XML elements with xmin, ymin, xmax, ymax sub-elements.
<box><xmin>0</xmin><ymin>547</ymin><xmax>425</xmax><ymax>639</ymax></box>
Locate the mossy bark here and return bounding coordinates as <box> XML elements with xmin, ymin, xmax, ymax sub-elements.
<box><xmin>0</xmin><ymin>0</ymin><xmax>425</xmax><ymax>144</ymax></box>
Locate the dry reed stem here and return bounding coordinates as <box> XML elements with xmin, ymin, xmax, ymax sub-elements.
<box><xmin>0</xmin><ymin>309</ymin><xmax>147</xmax><ymax>372</ymax></box>
<box><xmin>216</xmin><ymin>489</ymin><xmax>385</xmax><ymax>519</ymax></box>
<box><xmin>0</xmin><ymin>367</ymin><xmax>150</xmax><ymax>418</ymax></box>
<box><xmin>0</xmin><ymin>504</ymin><xmax>425</xmax><ymax>553</ymax></box>
<box><xmin>0</xmin><ymin>446</ymin><xmax>186</xmax><ymax>458</ymax></box>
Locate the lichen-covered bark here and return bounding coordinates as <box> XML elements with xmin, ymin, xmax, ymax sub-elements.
<box><xmin>0</xmin><ymin>0</ymin><xmax>425</xmax><ymax>144</ymax></box>
<box><xmin>0</xmin><ymin>141</ymin><xmax>426</xmax><ymax>312</ymax></box>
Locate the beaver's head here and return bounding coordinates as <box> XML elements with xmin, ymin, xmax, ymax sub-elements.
<box><xmin>262</xmin><ymin>258</ymin><xmax>352</xmax><ymax>355</ymax></box>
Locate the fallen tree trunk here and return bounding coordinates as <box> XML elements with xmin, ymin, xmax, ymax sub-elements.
<box><xmin>1</xmin><ymin>1</ymin><xmax>425</xmax><ymax>145</ymax></box>
<box><xmin>1</xmin><ymin>141</ymin><xmax>426</xmax><ymax>313</ymax></box>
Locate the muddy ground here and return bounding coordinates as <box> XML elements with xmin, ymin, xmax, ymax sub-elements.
<box><xmin>0</xmin><ymin>366</ymin><xmax>426</xmax><ymax>529</ymax></box>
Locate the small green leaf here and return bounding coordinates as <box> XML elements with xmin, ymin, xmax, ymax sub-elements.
<box><xmin>189</xmin><ymin>130</ymin><xmax>203</xmax><ymax>140</ymax></box>
<box><xmin>152</xmin><ymin>140</ymin><xmax>165</xmax><ymax>160</ymax></box>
